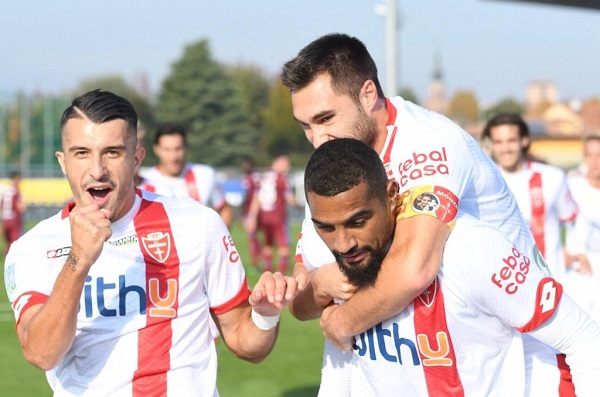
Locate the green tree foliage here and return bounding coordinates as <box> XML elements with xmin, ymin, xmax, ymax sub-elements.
<box><xmin>483</xmin><ymin>97</ymin><xmax>524</xmax><ymax>120</ymax></box>
<box><xmin>399</xmin><ymin>87</ymin><xmax>420</xmax><ymax>105</ymax></box>
<box><xmin>157</xmin><ymin>39</ymin><xmax>256</xmax><ymax>167</ymax></box>
<box><xmin>224</xmin><ymin>63</ymin><xmax>271</xmax><ymax>161</ymax></box>
<box><xmin>448</xmin><ymin>90</ymin><xmax>480</xmax><ymax>125</ymax></box>
<box><xmin>261</xmin><ymin>78</ymin><xmax>312</xmax><ymax>166</ymax></box>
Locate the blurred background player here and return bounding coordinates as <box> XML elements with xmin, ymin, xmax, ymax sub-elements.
<box><xmin>241</xmin><ymin>156</ymin><xmax>262</xmax><ymax>271</ymax></box>
<box><xmin>248</xmin><ymin>154</ymin><xmax>297</xmax><ymax>274</ymax></box>
<box><xmin>482</xmin><ymin>113</ymin><xmax>577</xmax><ymax>283</ymax></box>
<box><xmin>140</xmin><ymin>122</ymin><xmax>233</xmax><ymax>227</ymax></box>
<box><xmin>564</xmin><ymin>135</ymin><xmax>600</xmax><ymax>323</ymax></box>
<box><xmin>1</xmin><ymin>170</ymin><xmax>26</xmax><ymax>256</ymax></box>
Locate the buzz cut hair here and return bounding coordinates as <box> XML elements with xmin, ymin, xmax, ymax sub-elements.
<box><xmin>304</xmin><ymin>138</ymin><xmax>388</xmax><ymax>203</ymax></box>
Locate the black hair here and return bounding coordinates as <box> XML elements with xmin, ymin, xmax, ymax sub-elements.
<box><xmin>154</xmin><ymin>122</ymin><xmax>187</xmax><ymax>146</ymax></box>
<box><xmin>60</xmin><ymin>89</ymin><xmax>138</xmax><ymax>140</ymax></box>
<box><xmin>304</xmin><ymin>138</ymin><xmax>388</xmax><ymax>203</ymax></box>
<box><xmin>281</xmin><ymin>33</ymin><xmax>384</xmax><ymax>102</ymax></box>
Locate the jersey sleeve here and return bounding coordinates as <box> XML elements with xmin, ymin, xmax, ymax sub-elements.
<box><xmin>4</xmin><ymin>236</ymin><xmax>53</xmax><ymax>325</ymax></box>
<box><xmin>389</xmin><ymin>118</ymin><xmax>475</xmax><ymax>228</ymax></box>
<box><xmin>526</xmin><ymin>293</ymin><xmax>600</xmax><ymax>396</ymax></box>
<box><xmin>202</xmin><ymin>210</ymin><xmax>250</xmax><ymax>314</ymax></box>
<box><xmin>556</xmin><ymin>172</ymin><xmax>577</xmax><ymax>222</ymax></box>
<box><xmin>445</xmin><ymin>217</ymin><xmax>560</xmax><ymax>329</ymax></box>
<box><xmin>205</xmin><ymin>168</ymin><xmax>227</xmax><ymax>212</ymax></box>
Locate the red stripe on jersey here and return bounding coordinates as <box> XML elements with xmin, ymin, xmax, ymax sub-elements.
<box><xmin>413</xmin><ymin>278</ymin><xmax>465</xmax><ymax>396</ymax></box>
<box><xmin>556</xmin><ymin>353</ymin><xmax>576</xmax><ymax>396</ymax></box>
<box><xmin>132</xmin><ymin>198</ymin><xmax>181</xmax><ymax>396</ymax></box>
<box><xmin>211</xmin><ymin>279</ymin><xmax>251</xmax><ymax>315</ymax></box>
<box><xmin>12</xmin><ymin>291</ymin><xmax>49</xmax><ymax>327</ymax></box>
<box><xmin>385</xmin><ymin>97</ymin><xmax>398</xmax><ymax>126</ymax></box>
<box><xmin>529</xmin><ymin>171</ymin><xmax>546</xmax><ymax>257</ymax></box>
<box><xmin>61</xmin><ymin>202</ymin><xmax>76</xmax><ymax>219</ymax></box>
<box><xmin>517</xmin><ymin>277</ymin><xmax>563</xmax><ymax>333</ymax></box>
<box><xmin>184</xmin><ymin>167</ymin><xmax>200</xmax><ymax>202</ymax></box>
<box><xmin>381</xmin><ymin>99</ymin><xmax>399</xmax><ymax>179</ymax></box>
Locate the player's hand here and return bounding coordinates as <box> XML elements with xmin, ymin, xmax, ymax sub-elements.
<box><xmin>574</xmin><ymin>254</ymin><xmax>592</xmax><ymax>275</ymax></box>
<box><xmin>291</xmin><ymin>262</ymin><xmax>309</xmax><ymax>292</ymax></box>
<box><xmin>244</xmin><ymin>216</ymin><xmax>257</xmax><ymax>234</ymax></box>
<box><xmin>69</xmin><ymin>204</ymin><xmax>112</xmax><ymax>268</ymax></box>
<box><xmin>250</xmin><ymin>271</ymin><xmax>300</xmax><ymax>316</ymax></box>
<box><xmin>320</xmin><ymin>304</ymin><xmax>354</xmax><ymax>352</ymax></box>
<box><xmin>313</xmin><ymin>262</ymin><xmax>358</xmax><ymax>302</ymax></box>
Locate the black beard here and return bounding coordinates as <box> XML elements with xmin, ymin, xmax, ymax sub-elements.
<box><xmin>333</xmin><ymin>247</ymin><xmax>385</xmax><ymax>288</ymax></box>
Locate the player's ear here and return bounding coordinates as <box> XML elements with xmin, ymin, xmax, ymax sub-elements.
<box><xmin>387</xmin><ymin>180</ymin><xmax>398</xmax><ymax>211</ymax></box>
<box><xmin>359</xmin><ymin>80</ymin><xmax>378</xmax><ymax>111</ymax></box>
<box><xmin>56</xmin><ymin>151</ymin><xmax>67</xmax><ymax>175</ymax></box>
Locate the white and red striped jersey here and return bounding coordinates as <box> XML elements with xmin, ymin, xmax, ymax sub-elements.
<box><xmin>4</xmin><ymin>191</ymin><xmax>249</xmax><ymax>396</ymax></box>
<box><xmin>500</xmin><ymin>161</ymin><xmax>577</xmax><ymax>281</ymax></box>
<box><xmin>564</xmin><ymin>171</ymin><xmax>600</xmax><ymax>323</ymax></box>
<box><xmin>298</xmin><ymin>96</ymin><xmax>533</xmax><ymax>272</ymax></box>
<box><xmin>296</xmin><ymin>97</ymin><xmax>574</xmax><ymax>396</ymax></box>
<box><xmin>140</xmin><ymin>163</ymin><xmax>227</xmax><ymax>211</ymax></box>
<box><xmin>350</xmin><ymin>214</ymin><xmax>600</xmax><ymax>396</ymax></box>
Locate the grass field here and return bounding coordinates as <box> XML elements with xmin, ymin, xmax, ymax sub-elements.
<box><xmin>0</xmin><ymin>220</ymin><xmax>324</xmax><ymax>397</ymax></box>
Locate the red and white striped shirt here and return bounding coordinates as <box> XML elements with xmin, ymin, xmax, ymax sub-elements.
<box><xmin>5</xmin><ymin>191</ymin><xmax>249</xmax><ymax>396</ymax></box>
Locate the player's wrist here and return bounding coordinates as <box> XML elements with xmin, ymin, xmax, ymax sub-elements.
<box><xmin>251</xmin><ymin>308</ymin><xmax>280</xmax><ymax>330</ymax></box>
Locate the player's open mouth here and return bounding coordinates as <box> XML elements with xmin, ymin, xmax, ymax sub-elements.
<box><xmin>87</xmin><ymin>187</ymin><xmax>112</xmax><ymax>203</ymax></box>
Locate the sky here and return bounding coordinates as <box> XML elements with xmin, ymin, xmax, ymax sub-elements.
<box><xmin>1</xmin><ymin>0</ymin><xmax>599</xmax><ymax>105</ymax></box>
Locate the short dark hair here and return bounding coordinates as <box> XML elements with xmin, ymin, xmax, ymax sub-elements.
<box><xmin>482</xmin><ymin>112</ymin><xmax>530</xmax><ymax>154</ymax></box>
<box><xmin>304</xmin><ymin>138</ymin><xmax>388</xmax><ymax>203</ymax></box>
<box><xmin>154</xmin><ymin>122</ymin><xmax>187</xmax><ymax>146</ymax></box>
<box><xmin>281</xmin><ymin>33</ymin><xmax>384</xmax><ymax>102</ymax></box>
<box><xmin>60</xmin><ymin>89</ymin><xmax>138</xmax><ymax>139</ymax></box>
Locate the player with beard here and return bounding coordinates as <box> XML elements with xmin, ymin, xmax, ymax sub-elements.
<box><xmin>303</xmin><ymin>138</ymin><xmax>600</xmax><ymax>396</ymax></box>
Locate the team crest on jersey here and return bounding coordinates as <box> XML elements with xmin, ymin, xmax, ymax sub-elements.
<box><xmin>419</xmin><ymin>278</ymin><xmax>438</xmax><ymax>307</ymax></box>
<box><xmin>141</xmin><ymin>232</ymin><xmax>171</xmax><ymax>263</ymax></box>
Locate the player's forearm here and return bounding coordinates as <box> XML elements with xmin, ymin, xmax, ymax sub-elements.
<box><xmin>335</xmin><ymin>250</ymin><xmax>439</xmax><ymax>337</ymax></box>
<box><xmin>529</xmin><ymin>294</ymin><xmax>600</xmax><ymax>396</ymax></box>
<box><xmin>289</xmin><ymin>264</ymin><xmax>332</xmax><ymax>321</ymax></box>
<box><xmin>219</xmin><ymin>205</ymin><xmax>234</xmax><ymax>228</ymax></box>
<box><xmin>229</xmin><ymin>313</ymin><xmax>279</xmax><ymax>363</ymax></box>
<box><xmin>18</xmin><ymin>258</ymin><xmax>89</xmax><ymax>370</ymax></box>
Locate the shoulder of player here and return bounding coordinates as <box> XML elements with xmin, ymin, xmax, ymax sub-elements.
<box><xmin>529</xmin><ymin>161</ymin><xmax>567</xmax><ymax>178</ymax></box>
<box><xmin>5</xmin><ymin>212</ymin><xmax>67</xmax><ymax>257</ymax></box>
<box><xmin>189</xmin><ymin>163</ymin><xmax>216</xmax><ymax>175</ymax></box>
<box><xmin>445</xmin><ymin>215</ymin><xmax>513</xmax><ymax>265</ymax></box>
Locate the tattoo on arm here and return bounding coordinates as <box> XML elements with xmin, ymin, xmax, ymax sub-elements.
<box><xmin>66</xmin><ymin>253</ymin><xmax>79</xmax><ymax>272</ymax></box>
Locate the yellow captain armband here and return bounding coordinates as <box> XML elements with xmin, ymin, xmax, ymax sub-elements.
<box><xmin>395</xmin><ymin>185</ymin><xmax>459</xmax><ymax>229</ymax></box>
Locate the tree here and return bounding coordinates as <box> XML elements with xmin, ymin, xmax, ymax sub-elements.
<box><xmin>224</xmin><ymin>63</ymin><xmax>271</xmax><ymax>158</ymax></box>
<box><xmin>157</xmin><ymin>39</ymin><xmax>256</xmax><ymax>166</ymax></box>
<box><xmin>483</xmin><ymin>97</ymin><xmax>524</xmax><ymax>120</ymax></box>
<box><xmin>260</xmin><ymin>78</ymin><xmax>312</xmax><ymax>167</ymax></box>
<box><xmin>399</xmin><ymin>87</ymin><xmax>420</xmax><ymax>105</ymax></box>
<box><xmin>448</xmin><ymin>90</ymin><xmax>480</xmax><ymax>125</ymax></box>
